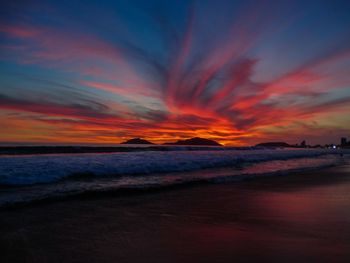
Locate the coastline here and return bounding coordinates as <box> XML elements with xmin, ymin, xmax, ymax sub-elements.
<box><xmin>1</xmin><ymin>164</ymin><xmax>350</xmax><ymax>262</ymax></box>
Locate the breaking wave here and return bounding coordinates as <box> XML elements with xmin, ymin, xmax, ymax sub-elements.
<box><xmin>0</xmin><ymin>149</ymin><xmax>348</xmax><ymax>207</ymax></box>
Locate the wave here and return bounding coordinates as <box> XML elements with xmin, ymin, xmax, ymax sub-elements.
<box><xmin>0</xmin><ymin>152</ymin><xmax>346</xmax><ymax>208</ymax></box>
<box><xmin>0</xmin><ymin>149</ymin><xmax>345</xmax><ymax>186</ymax></box>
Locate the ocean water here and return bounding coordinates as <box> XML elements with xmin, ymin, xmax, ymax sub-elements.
<box><xmin>0</xmin><ymin>148</ymin><xmax>348</xmax><ymax>207</ymax></box>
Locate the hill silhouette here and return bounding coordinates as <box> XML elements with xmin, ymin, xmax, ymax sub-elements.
<box><xmin>164</xmin><ymin>137</ymin><xmax>222</xmax><ymax>146</ymax></box>
<box><xmin>121</xmin><ymin>138</ymin><xmax>154</xmax><ymax>144</ymax></box>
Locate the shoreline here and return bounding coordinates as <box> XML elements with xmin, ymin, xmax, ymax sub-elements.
<box><xmin>0</xmin><ymin>161</ymin><xmax>344</xmax><ymax>210</ymax></box>
<box><xmin>1</xmin><ymin>164</ymin><xmax>350</xmax><ymax>262</ymax></box>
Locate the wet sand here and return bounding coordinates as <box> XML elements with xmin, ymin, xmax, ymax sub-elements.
<box><xmin>1</xmin><ymin>165</ymin><xmax>350</xmax><ymax>263</ymax></box>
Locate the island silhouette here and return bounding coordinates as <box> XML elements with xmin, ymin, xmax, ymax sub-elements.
<box><xmin>122</xmin><ymin>137</ymin><xmax>222</xmax><ymax>146</ymax></box>
<box><xmin>164</xmin><ymin>137</ymin><xmax>222</xmax><ymax>146</ymax></box>
<box><xmin>121</xmin><ymin>138</ymin><xmax>154</xmax><ymax>144</ymax></box>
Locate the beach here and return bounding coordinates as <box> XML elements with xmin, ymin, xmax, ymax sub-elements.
<box><xmin>2</xmin><ymin>0</ymin><xmax>350</xmax><ymax>262</ymax></box>
<box><xmin>1</xmin><ymin>164</ymin><xmax>350</xmax><ymax>263</ymax></box>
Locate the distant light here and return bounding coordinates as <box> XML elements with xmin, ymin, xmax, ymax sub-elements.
<box><xmin>333</xmin><ymin>145</ymin><xmax>336</xmax><ymax>149</ymax></box>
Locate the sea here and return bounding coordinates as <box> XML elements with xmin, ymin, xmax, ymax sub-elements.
<box><xmin>0</xmin><ymin>146</ymin><xmax>349</xmax><ymax>208</ymax></box>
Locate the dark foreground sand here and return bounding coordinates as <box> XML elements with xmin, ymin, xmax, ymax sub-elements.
<box><xmin>1</xmin><ymin>165</ymin><xmax>350</xmax><ymax>263</ymax></box>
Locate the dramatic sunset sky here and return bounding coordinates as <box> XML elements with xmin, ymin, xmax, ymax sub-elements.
<box><xmin>0</xmin><ymin>0</ymin><xmax>350</xmax><ymax>146</ymax></box>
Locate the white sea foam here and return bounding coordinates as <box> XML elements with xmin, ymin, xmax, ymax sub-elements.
<box><xmin>0</xmin><ymin>148</ymin><xmax>346</xmax><ymax>186</ymax></box>
<box><xmin>0</xmin><ymin>149</ymin><xmax>348</xmax><ymax>207</ymax></box>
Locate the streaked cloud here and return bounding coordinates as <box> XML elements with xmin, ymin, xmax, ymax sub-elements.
<box><xmin>1</xmin><ymin>0</ymin><xmax>349</xmax><ymax>145</ymax></box>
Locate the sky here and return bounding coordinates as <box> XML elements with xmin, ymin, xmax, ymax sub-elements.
<box><xmin>0</xmin><ymin>0</ymin><xmax>350</xmax><ymax>146</ymax></box>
